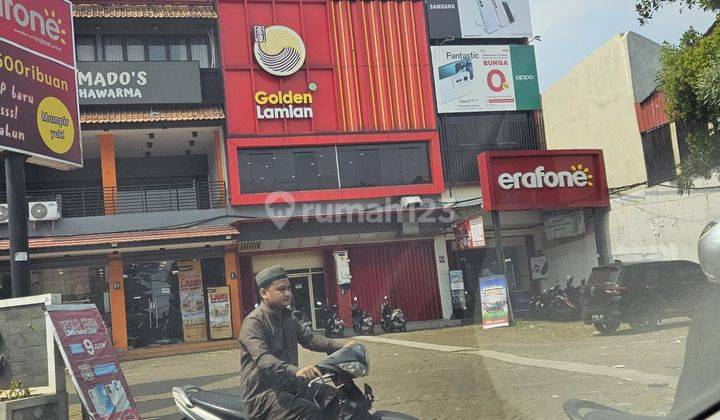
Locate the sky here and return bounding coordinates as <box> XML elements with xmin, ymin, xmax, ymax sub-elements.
<box><xmin>531</xmin><ymin>0</ymin><xmax>717</xmax><ymax>92</ymax></box>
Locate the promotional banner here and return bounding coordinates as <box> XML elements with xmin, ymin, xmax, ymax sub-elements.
<box><xmin>207</xmin><ymin>286</ymin><xmax>232</xmax><ymax>339</ymax></box>
<box><xmin>477</xmin><ymin>150</ymin><xmax>610</xmax><ymax>211</ymax></box>
<box><xmin>0</xmin><ymin>0</ymin><xmax>81</xmax><ymax>169</ymax></box>
<box><xmin>431</xmin><ymin>45</ymin><xmax>540</xmax><ymax>114</ymax></box>
<box><xmin>46</xmin><ymin>304</ymin><xmax>140</xmax><ymax>420</ymax></box>
<box><xmin>427</xmin><ymin>0</ymin><xmax>532</xmax><ymax>39</ymax></box>
<box><xmin>449</xmin><ymin>270</ymin><xmax>467</xmax><ymax>310</ymax></box>
<box><xmin>479</xmin><ymin>275</ymin><xmax>510</xmax><ymax>329</ymax></box>
<box><xmin>453</xmin><ymin>216</ymin><xmax>486</xmax><ymax>250</ymax></box>
<box><xmin>177</xmin><ymin>260</ymin><xmax>207</xmax><ymax>342</ymax></box>
<box><xmin>530</xmin><ymin>256</ymin><xmax>549</xmax><ymax>280</ymax></box>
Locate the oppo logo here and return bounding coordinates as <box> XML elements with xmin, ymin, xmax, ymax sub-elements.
<box><xmin>0</xmin><ymin>0</ymin><xmax>67</xmax><ymax>43</ymax></box>
<box><xmin>497</xmin><ymin>164</ymin><xmax>595</xmax><ymax>190</ymax></box>
<box><xmin>515</xmin><ymin>74</ymin><xmax>535</xmax><ymax>81</ymax></box>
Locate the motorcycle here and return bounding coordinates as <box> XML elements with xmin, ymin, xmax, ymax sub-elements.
<box><xmin>351</xmin><ymin>297</ymin><xmax>375</xmax><ymax>335</ymax></box>
<box><xmin>317</xmin><ymin>302</ymin><xmax>345</xmax><ymax>338</ymax></box>
<box><xmin>171</xmin><ymin>343</ymin><xmax>417</xmax><ymax>420</ymax></box>
<box><xmin>529</xmin><ymin>282</ymin><xmax>581</xmax><ymax>321</ymax></box>
<box><xmin>291</xmin><ymin>306</ymin><xmax>312</xmax><ymax>330</ymax></box>
<box><xmin>380</xmin><ymin>296</ymin><xmax>407</xmax><ymax>333</ymax></box>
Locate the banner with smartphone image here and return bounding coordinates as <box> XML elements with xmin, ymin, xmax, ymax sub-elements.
<box><xmin>46</xmin><ymin>305</ymin><xmax>140</xmax><ymax>420</ymax></box>
<box><xmin>178</xmin><ymin>260</ymin><xmax>208</xmax><ymax>342</ymax></box>
<box><xmin>431</xmin><ymin>44</ymin><xmax>540</xmax><ymax>113</ymax></box>
<box><xmin>427</xmin><ymin>0</ymin><xmax>532</xmax><ymax>39</ymax></box>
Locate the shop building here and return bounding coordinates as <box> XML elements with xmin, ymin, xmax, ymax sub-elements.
<box><xmin>217</xmin><ymin>0</ymin><xmax>453</xmax><ymax>327</ymax></box>
<box><xmin>0</xmin><ymin>1</ymin><xmax>247</xmax><ymax>351</ymax></box>
<box><xmin>542</xmin><ymin>31</ymin><xmax>719</xmax><ymax>264</ymax></box>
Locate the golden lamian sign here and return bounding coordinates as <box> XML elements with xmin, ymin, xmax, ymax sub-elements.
<box><xmin>254</xmin><ymin>90</ymin><xmax>313</xmax><ymax>119</ymax></box>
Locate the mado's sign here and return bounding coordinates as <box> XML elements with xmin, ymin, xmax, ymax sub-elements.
<box><xmin>77</xmin><ymin>61</ymin><xmax>202</xmax><ymax>105</ymax></box>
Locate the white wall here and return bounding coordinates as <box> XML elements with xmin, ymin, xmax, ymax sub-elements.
<box><xmin>608</xmin><ymin>179</ymin><xmax>720</xmax><ymax>262</ymax></box>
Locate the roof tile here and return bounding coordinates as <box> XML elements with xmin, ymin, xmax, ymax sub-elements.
<box><xmin>80</xmin><ymin>105</ymin><xmax>225</xmax><ymax>124</ymax></box>
<box><xmin>73</xmin><ymin>4</ymin><xmax>217</xmax><ymax>19</ymax></box>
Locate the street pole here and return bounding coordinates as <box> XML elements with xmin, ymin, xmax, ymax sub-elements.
<box><xmin>491</xmin><ymin>211</ymin><xmax>515</xmax><ymax>324</ymax></box>
<box><xmin>5</xmin><ymin>152</ymin><xmax>30</xmax><ymax>298</ymax></box>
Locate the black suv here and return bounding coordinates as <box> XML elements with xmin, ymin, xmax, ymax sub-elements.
<box><xmin>581</xmin><ymin>260</ymin><xmax>707</xmax><ymax>334</ymax></box>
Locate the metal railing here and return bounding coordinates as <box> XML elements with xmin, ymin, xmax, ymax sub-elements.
<box><xmin>0</xmin><ymin>181</ymin><xmax>227</xmax><ymax>218</ymax></box>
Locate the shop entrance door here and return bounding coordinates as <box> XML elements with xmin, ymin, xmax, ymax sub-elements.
<box><xmin>288</xmin><ymin>270</ymin><xmax>326</xmax><ymax>330</ymax></box>
<box><xmin>125</xmin><ymin>261</ymin><xmax>183</xmax><ymax>348</ymax></box>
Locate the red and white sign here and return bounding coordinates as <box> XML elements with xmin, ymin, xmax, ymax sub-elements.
<box><xmin>454</xmin><ymin>217</ymin><xmax>486</xmax><ymax>249</ymax></box>
<box><xmin>46</xmin><ymin>305</ymin><xmax>140</xmax><ymax>420</ymax></box>
<box><xmin>477</xmin><ymin>150</ymin><xmax>609</xmax><ymax>211</ymax></box>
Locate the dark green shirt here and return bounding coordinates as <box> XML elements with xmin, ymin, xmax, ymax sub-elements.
<box><xmin>239</xmin><ymin>302</ymin><xmax>343</xmax><ymax>402</ymax></box>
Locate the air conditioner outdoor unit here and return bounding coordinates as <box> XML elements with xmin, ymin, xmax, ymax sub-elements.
<box><xmin>0</xmin><ymin>204</ymin><xmax>7</xmax><ymax>224</ymax></box>
<box><xmin>28</xmin><ymin>201</ymin><xmax>60</xmax><ymax>222</ymax></box>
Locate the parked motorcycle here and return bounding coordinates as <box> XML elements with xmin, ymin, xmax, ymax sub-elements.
<box><xmin>380</xmin><ymin>296</ymin><xmax>407</xmax><ymax>333</ymax></box>
<box><xmin>529</xmin><ymin>282</ymin><xmax>581</xmax><ymax>321</ymax></box>
<box><xmin>317</xmin><ymin>302</ymin><xmax>345</xmax><ymax>338</ymax></box>
<box><xmin>291</xmin><ymin>306</ymin><xmax>312</xmax><ymax>330</ymax></box>
<box><xmin>351</xmin><ymin>297</ymin><xmax>375</xmax><ymax>335</ymax></box>
<box><xmin>171</xmin><ymin>343</ymin><xmax>417</xmax><ymax>419</ymax></box>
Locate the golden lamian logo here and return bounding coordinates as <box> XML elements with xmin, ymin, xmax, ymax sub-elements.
<box><xmin>253</xmin><ymin>25</ymin><xmax>306</xmax><ymax>77</ymax></box>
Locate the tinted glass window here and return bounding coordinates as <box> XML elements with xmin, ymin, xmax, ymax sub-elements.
<box><xmin>338</xmin><ymin>143</ymin><xmax>430</xmax><ymax>188</ymax></box>
<box><xmin>238</xmin><ymin>147</ymin><xmax>338</xmax><ymax>193</ymax></box>
<box><xmin>103</xmin><ymin>36</ymin><xmax>124</xmax><ymax>61</ymax></box>
<box><xmin>148</xmin><ymin>42</ymin><xmax>168</xmax><ymax>61</ymax></box>
<box><xmin>76</xmin><ymin>36</ymin><xmax>96</xmax><ymax>61</ymax></box>
<box><xmin>170</xmin><ymin>39</ymin><xmax>188</xmax><ymax>61</ymax></box>
<box><xmin>126</xmin><ymin>37</ymin><xmax>145</xmax><ymax>61</ymax></box>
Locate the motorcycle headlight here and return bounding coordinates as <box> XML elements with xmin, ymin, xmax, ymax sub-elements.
<box><xmin>338</xmin><ymin>361</ymin><xmax>368</xmax><ymax>378</ymax></box>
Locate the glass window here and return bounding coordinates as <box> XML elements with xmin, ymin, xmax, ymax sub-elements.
<box><xmin>190</xmin><ymin>37</ymin><xmax>210</xmax><ymax>68</ymax></box>
<box><xmin>238</xmin><ymin>146</ymin><xmax>338</xmax><ymax>193</ymax></box>
<box><xmin>148</xmin><ymin>40</ymin><xmax>168</xmax><ymax>61</ymax></box>
<box><xmin>29</xmin><ymin>266</ymin><xmax>109</xmax><ymax>314</ymax></box>
<box><xmin>76</xmin><ymin>36</ymin><xmax>96</xmax><ymax>61</ymax></box>
<box><xmin>338</xmin><ymin>146</ymin><xmax>382</xmax><ymax>188</ymax></box>
<box><xmin>338</xmin><ymin>142</ymin><xmax>431</xmax><ymax>188</ymax></box>
<box><xmin>103</xmin><ymin>36</ymin><xmax>124</xmax><ymax>61</ymax></box>
<box><xmin>126</xmin><ymin>37</ymin><xmax>145</xmax><ymax>61</ymax></box>
<box><xmin>169</xmin><ymin>38</ymin><xmax>188</xmax><ymax>61</ymax></box>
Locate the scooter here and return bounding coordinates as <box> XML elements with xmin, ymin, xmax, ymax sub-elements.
<box><xmin>171</xmin><ymin>343</ymin><xmax>418</xmax><ymax>420</ymax></box>
<box><xmin>380</xmin><ymin>296</ymin><xmax>407</xmax><ymax>333</ymax></box>
<box><xmin>317</xmin><ymin>302</ymin><xmax>345</xmax><ymax>338</ymax></box>
<box><xmin>351</xmin><ymin>297</ymin><xmax>374</xmax><ymax>335</ymax></box>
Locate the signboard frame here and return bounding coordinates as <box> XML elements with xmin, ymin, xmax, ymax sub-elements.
<box><xmin>426</xmin><ymin>0</ymin><xmax>533</xmax><ymax>40</ymax></box>
<box><xmin>207</xmin><ymin>286</ymin><xmax>233</xmax><ymax>340</ymax></box>
<box><xmin>0</xmin><ymin>0</ymin><xmax>82</xmax><ymax>170</ymax></box>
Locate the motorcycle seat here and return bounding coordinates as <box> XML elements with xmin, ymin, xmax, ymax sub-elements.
<box><xmin>187</xmin><ymin>389</ymin><xmax>248</xmax><ymax>419</ymax></box>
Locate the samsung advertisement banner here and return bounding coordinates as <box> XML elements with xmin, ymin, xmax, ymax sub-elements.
<box><xmin>427</xmin><ymin>0</ymin><xmax>532</xmax><ymax>39</ymax></box>
<box><xmin>431</xmin><ymin>45</ymin><xmax>540</xmax><ymax>113</ymax></box>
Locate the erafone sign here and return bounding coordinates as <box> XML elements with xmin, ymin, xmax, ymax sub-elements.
<box><xmin>498</xmin><ymin>164</ymin><xmax>594</xmax><ymax>190</ymax></box>
<box><xmin>431</xmin><ymin>44</ymin><xmax>540</xmax><ymax>113</ymax></box>
<box><xmin>253</xmin><ymin>25</ymin><xmax>306</xmax><ymax>77</ymax></box>
<box><xmin>0</xmin><ymin>0</ymin><xmax>80</xmax><ymax>170</ymax></box>
<box><xmin>0</xmin><ymin>0</ymin><xmax>75</xmax><ymax>67</ymax></box>
<box><xmin>478</xmin><ymin>150</ymin><xmax>609</xmax><ymax>211</ymax></box>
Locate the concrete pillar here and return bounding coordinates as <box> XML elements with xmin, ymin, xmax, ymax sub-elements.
<box><xmin>99</xmin><ymin>134</ymin><xmax>117</xmax><ymax>215</ymax></box>
<box><xmin>107</xmin><ymin>255</ymin><xmax>127</xmax><ymax>350</ymax></box>
<box><xmin>433</xmin><ymin>237</ymin><xmax>452</xmax><ymax>319</ymax></box>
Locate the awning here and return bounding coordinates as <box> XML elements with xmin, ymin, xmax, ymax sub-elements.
<box><xmin>73</xmin><ymin>4</ymin><xmax>217</xmax><ymax>19</ymax></box>
<box><xmin>80</xmin><ymin>105</ymin><xmax>225</xmax><ymax>125</ymax></box>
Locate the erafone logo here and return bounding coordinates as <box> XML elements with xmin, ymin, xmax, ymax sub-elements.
<box><xmin>253</xmin><ymin>25</ymin><xmax>306</xmax><ymax>77</ymax></box>
<box><xmin>1</xmin><ymin>0</ymin><xmax>69</xmax><ymax>45</ymax></box>
<box><xmin>498</xmin><ymin>163</ymin><xmax>595</xmax><ymax>190</ymax></box>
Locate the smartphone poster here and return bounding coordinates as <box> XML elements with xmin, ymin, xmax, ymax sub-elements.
<box><xmin>46</xmin><ymin>304</ymin><xmax>140</xmax><ymax>420</ymax></box>
<box><xmin>479</xmin><ymin>275</ymin><xmax>510</xmax><ymax>329</ymax></box>
<box><xmin>427</xmin><ymin>0</ymin><xmax>532</xmax><ymax>39</ymax></box>
<box><xmin>431</xmin><ymin>44</ymin><xmax>540</xmax><ymax>113</ymax></box>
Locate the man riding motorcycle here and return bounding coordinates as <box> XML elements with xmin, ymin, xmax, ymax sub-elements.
<box><xmin>239</xmin><ymin>265</ymin><xmax>354</xmax><ymax>419</ymax></box>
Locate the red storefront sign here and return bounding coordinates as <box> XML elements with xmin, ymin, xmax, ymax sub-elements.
<box><xmin>218</xmin><ymin>0</ymin><xmax>443</xmax><ymax>205</ymax></box>
<box><xmin>46</xmin><ymin>305</ymin><xmax>140</xmax><ymax>420</ymax></box>
<box><xmin>0</xmin><ymin>0</ymin><xmax>81</xmax><ymax>169</ymax></box>
<box><xmin>477</xmin><ymin>150</ymin><xmax>609</xmax><ymax>211</ymax></box>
